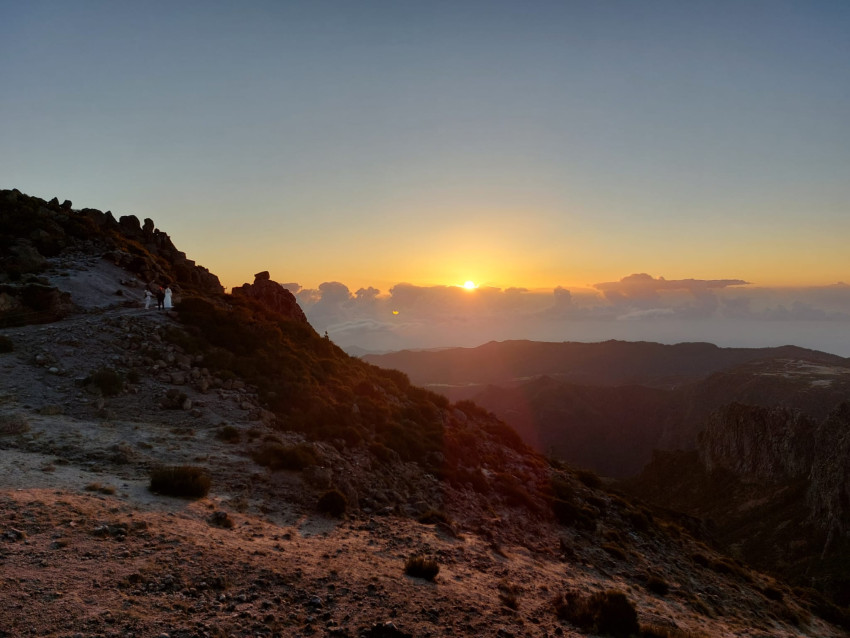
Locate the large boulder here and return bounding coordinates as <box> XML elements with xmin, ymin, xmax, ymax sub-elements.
<box><xmin>231</xmin><ymin>272</ymin><xmax>307</xmax><ymax>323</ymax></box>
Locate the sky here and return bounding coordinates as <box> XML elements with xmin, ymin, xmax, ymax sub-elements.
<box><xmin>3</xmin><ymin>1</ymin><xmax>850</xmax><ymax>354</ymax></box>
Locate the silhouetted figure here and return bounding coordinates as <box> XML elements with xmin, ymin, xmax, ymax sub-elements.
<box><xmin>164</xmin><ymin>287</ymin><xmax>173</xmax><ymax>309</ymax></box>
<box><xmin>156</xmin><ymin>287</ymin><xmax>165</xmax><ymax>310</ymax></box>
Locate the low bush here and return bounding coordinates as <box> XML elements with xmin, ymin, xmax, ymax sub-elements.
<box><xmin>553</xmin><ymin>590</ymin><xmax>639</xmax><ymax>637</ymax></box>
<box><xmin>498</xmin><ymin>581</ymin><xmax>521</xmax><ymax>610</ymax></box>
<box><xmin>208</xmin><ymin>510</ymin><xmax>235</xmax><ymax>528</ymax></box>
<box><xmin>710</xmin><ymin>557</ymin><xmax>752</xmax><ymax>582</ymax></box>
<box><xmin>641</xmin><ymin>624</ymin><xmax>708</xmax><ymax>638</ymax></box>
<box><xmin>0</xmin><ymin>413</ymin><xmax>30</xmax><ymax>435</ymax></box>
<box><xmin>551</xmin><ymin>498</ymin><xmax>595</xmax><ymax>529</ymax></box>
<box><xmin>252</xmin><ymin>442</ymin><xmax>318</xmax><ymax>471</ymax></box>
<box><xmin>646</xmin><ymin>574</ymin><xmax>670</xmax><ymax>596</ymax></box>
<box><xmin>84</xmin><ymin>482</ymin><xmax>116</xmax><ymax>495</ymax></box>
<box><xmin>418</xmin><ymin>509</ymin><xmax>453</xmax><ymax>526</ymax></box>
<box><xmin>317</xmin><ymin>489</ymin><xmax>347</xmax><ymax>518</ymax></box>
<box><xmin>89</xmin><ymin>366</ymin><xmax>124</xmax><ymax>396</ymax></box>
<box><xmin>404</xmin><ymin>555</ymin><xmax>439</xmax><ymax>581</ymax></box>
<box><xmin>762</xmin><ymin>585</ymin><xmax>783</xmax><ymax>601</ymax></box>
<box><xmin>575</xmin><ymin>468</ymin><xmax>602</xmax><ymax>489</ymax></box>
<box><xmin>149</xmin><ymin>465</ymin><xmax>211</xmax><ymax>498</ymax></box>
<box><xmin>601</xmin><ymin>542</ymin><xmax>628</xmax><ymax>561</ymax></box>
<box><xmin>215</xmin><ymin>425</ymin><xmax>241</xmax><ymax>443</ymax></box>
<box><xmin>0</xmin><ymin>335</ymin><xmax>13</xmax><ymax>353</ymax></box>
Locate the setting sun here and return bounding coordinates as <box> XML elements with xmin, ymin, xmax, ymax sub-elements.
<box><xmin>463</xmin><ymin>280</ymin><xmax>477</xmax><ymax>290</ymax></box>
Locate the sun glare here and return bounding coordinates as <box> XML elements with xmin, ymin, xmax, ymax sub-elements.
<box><xmin>463</xmin><ymin>280</ymin><xmax>477</xmax><ymax>290</ymax></box>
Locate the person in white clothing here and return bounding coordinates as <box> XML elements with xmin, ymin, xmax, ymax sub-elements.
<box><xmin>144</xmin><ymin>290</ymin><xmax>152</xmax><ymax>309</ymax></box>
<box><xmin>164</xmin><ymin>287</ymin><xmax>173</xmax><ymax>309</ymax></box>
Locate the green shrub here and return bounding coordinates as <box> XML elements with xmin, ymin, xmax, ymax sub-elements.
<box><xmin>252</xmin><ymin>442</ymin><xmax>318</xmax><ymax>471</ymax></box>
<box><xmin>0</xmin><ymin>335</ymin><xmax>13</xmax><ymax>353</ymax></box>
<box><xmin>553</xmin><ymin>590</ymin><xmax>638</xmax><ymax>637</ymax></box>
<box><xmin>317</xmin><ymin>489</ymin><xmax>347</xmax><ymax>518</ymax></box>
<box><xmin>89</xmin><ymin>367</ymin><xmax>124</xmax><ymax>396</ymax></box>
<box><xmin>404</xmin><ymin>555</ymin><xmax>439</xmax><ymax>581</ymax></box>
<box><xmin>149</xmin><ymin>465</ymin><xmax>211</xmax><ymax>498</ymax></box>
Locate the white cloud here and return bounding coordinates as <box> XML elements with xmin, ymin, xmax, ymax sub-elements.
<box><xmin>287</xmin><ymin>274</ymin><xmax>850</xmax><ymax>356</ymax></box>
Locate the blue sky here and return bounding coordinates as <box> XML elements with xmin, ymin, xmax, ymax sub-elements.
<box><xmin>4</xmin><ymin>1</ymin><xmax>850</xmax><ymax>352</ymax></box>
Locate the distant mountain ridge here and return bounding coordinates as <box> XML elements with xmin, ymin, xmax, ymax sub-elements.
<box><xmin>364</xmin><ymin>339</ymin><xmax>847</xmax><ymax>390</ymax></box>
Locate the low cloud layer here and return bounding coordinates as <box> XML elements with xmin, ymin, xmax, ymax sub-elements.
<box><xmin>281</xmin><ymin>274</ymin><xmax>850</xmax><ymax>356</ymax></box>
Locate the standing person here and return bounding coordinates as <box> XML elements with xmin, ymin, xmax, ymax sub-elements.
<box><xmin>144</xmin><ymin>289</ymin><xmax>152</xmax><ymax>310</ymax></box>
<box><xmin>156</xmin><ymin>287</ymin><xmax>165</xmax><ymax>310</ymax></box>
<box><xmin>164</xmin><ymin>286</ymin><xmax>173</xmax><ymax>309</ymax></box>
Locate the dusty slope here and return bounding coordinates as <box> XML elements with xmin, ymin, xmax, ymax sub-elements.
<box><xmin>0</xmin><ymin>257</ymin><xmax>844</xmax><ymax>637</ymax></box>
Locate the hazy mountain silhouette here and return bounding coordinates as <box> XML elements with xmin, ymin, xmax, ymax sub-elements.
<box><xmin>364</xmin><ymin>339</ymin><xmax>845</xmax><ymax>389</ymax></box>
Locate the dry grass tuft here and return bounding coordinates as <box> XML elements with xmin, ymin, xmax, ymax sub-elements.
<box><xmin>0</xmin><ymin>413</ymin><xmax>30</xmax><ymax>435</ymax></box>
<box><xmin>404</xmin><ymin>555</ymin><xmax>439</xmax><ymax>581</ymax></box>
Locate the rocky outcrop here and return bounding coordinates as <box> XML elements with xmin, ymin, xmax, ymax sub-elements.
<box><xmin>0</xmin><ymin>281</ymin><xmax>74</xmax><ymax>327</ymax></box>
<box><xmin>231</xmin><ymin>271</ymin><xmax>308</xmax><ymax>323</ymax></box>
<box><xmin>0</xmin><ymin>189</ymin><xmax>224</xmax><ymax>299</ymax></box>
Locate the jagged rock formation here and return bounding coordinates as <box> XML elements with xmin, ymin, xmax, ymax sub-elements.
<box><xmin>0</xmin><ymin>189</ymin><xmax>222</xmax><ymax>326</ymax></box>
<box><xmin>231</xmin><ymin>270</ymin><xmax>307</xmax><ymax>323</ymax></box>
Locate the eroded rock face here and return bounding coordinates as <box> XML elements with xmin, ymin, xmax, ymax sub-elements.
<box><xmin>698</xmin><ymin>403</ymin><xmax>816</xmax><ymax>482</ymax></box>
<box><xmin>231</xmin><ymin>272</ymin><xmax>308</xmax><ymax>323</ymax></box>
<box><xmin>699</xmin><ymin>401</ymin><xmax>850</xmax><ymax>532</ymax></box>
<box><xmin>808</xmin><ymin>403</ymin><xmax>850</xmax><ymax>533</ymax></box>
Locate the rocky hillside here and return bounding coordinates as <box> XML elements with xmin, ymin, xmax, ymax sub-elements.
<box><xmin>0</xmin><ymin>189</ymin><xmax>846</xmax><ymax>636</ymax></box>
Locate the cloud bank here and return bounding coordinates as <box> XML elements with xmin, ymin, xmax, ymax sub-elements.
<box><xmin>280</xmin><ymin>274</ymin><xmax>850</xmax><ymax>357</ymax></box>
